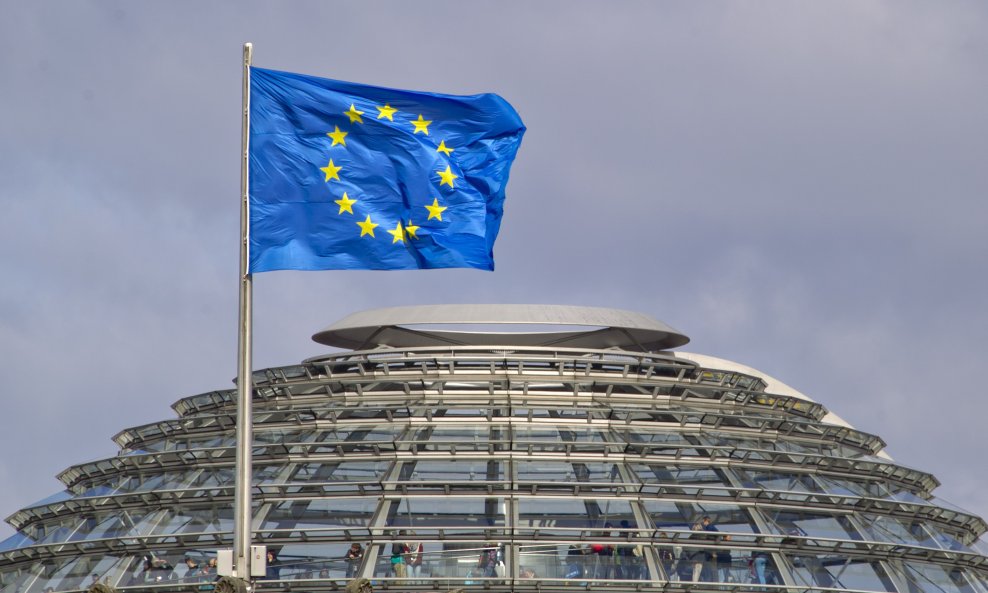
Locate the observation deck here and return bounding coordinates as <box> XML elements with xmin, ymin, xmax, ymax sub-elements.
<box><xmin>312</xmin><ymin>304</ymin><xmax>691</xmax><ymax>351</ymax></box>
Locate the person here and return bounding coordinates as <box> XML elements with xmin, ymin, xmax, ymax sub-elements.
<box><xmin>344</xmin><ymin>543</ymin><xmax>364</xmax><ymax>579</ymax></box>
<box><xmin>265</xmin><ymin>550</ymin><xmax>281</xmax><ymax>580</ymax></box>
<box><xmin>565</xmin><ymin>543</ymin><xmax>587</xmax><ymax>582</ymax></box>
<box><xmin>141</xmin><ymin>552</ymin><xmax>173</xmax><ymax>583</ymax></box>
<box><xmin>750</xmin><ymin>551</ymin><xmax>769</xmax><ymax>586</ymax></box>
<box><xmin>183</xmin><ymin>557</ymin><xmax>200</xmax><ymax>582</ymax></box>
<box><xmin>595</xmin><ymin>523</ymin><xmax>615</xmax><ymax>579</ymax></box>
<box><xmin>616</xmin><ymin>520</ymin><xmax>638</xmax><ymax>579</ymax></box>
<box><xmin>656</xmin><ymin>532</ymin><xmax>676</xmax><ymax>581</ymax></box>
<box><xmin>519</xmin><ymin>566</ymin><xmax>537</xmax><ymax>578</ymax></box>
<box><xmin>199</xmin><ymin>558</ymin><xmax>217</xmax><ymax>576</ymax></box>
<box><xmin>405</xmin><ymin>532</ymin><xmax>424</xmax><ymax>582</ymax></box>
<box><xmin>478</xmin><ymin>543</ymin><xmax>498</xmax><ymax>578</ymax></box>
<box><xmin>197</xmin><ymin>558</ymin><xmax>218</xmax><ymax>591</ymax></box>
<box><xmin>390</xmin><ymin>535</ymin><xmax>407</xmax><ymax>582</ymax></box>
<box><xmin>716</xmin><ymin>536</ymin><xmax>733</xmax><ymax>582</ymax></box>
<box><xmin>700</xmin><ymin>516</ymin><xmax>719</xmax><ymax>581</ymax></box>
<box><xmin>690</xmin><ymin>521</ymin><xmax>707</xmax><ymax>582</ymax></box>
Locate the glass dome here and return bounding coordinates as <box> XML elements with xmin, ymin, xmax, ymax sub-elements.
<box><xmin>2</xmin><ymin>305</ymin><xmax>986</xmax><ymax>593</ymax></box>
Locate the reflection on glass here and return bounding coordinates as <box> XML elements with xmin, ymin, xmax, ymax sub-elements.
<box><xmin>788</xmin><ymin>554</ymin><xmax>895</xmax><ymax>591</ymax></box>
<box><xmin>640</xmin><ymin>500</ymin><xmax>757</xmax><ymax>534</ymax></box>
<box><xmin>892</xmin><ymin>559</ymin><xmax>979</xmax><ymax>593</ymax></box>
<box><xmin>403</xmin><ymin>459</ymin><xmax>503</xmax><ymax>482</ymax></box>
<box><xmin>632</xmin><ymin>464</ymin><xmax>730</xmax><ymax>487</ymax></box>
<box><xmin>856</xmin><ymin>513</ymin><xmax>937</xmax><ymax>547</ymax></box>
<box><xmin>263</xmin><ymin>497</ymin><xmax>378</xmax><ymax>531</ymax></box>
<box><xmin>369</xmin><ymin>542</ymin><xmax>504</xmax><ymax>583</ymax></box>
<box><xmin>517</xmin><ymin>497</ymin><xmax>635</xmax><ymax>535</ymax></box>
<box><xmin>517</xmin><ymin>461</ymin><xmax>622</xmax><ymax>484</ymax></box>
<box><xmin>386</xmin><ymin>497</ymin><xmax>506</xmax><ymax>531</ymax></box>
<box><xmin>761</xmin><ymin>509</ymin><xmax>859</xmax><ymax>540</ymax></box>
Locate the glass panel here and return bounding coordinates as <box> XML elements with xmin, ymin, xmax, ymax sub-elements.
<box><xmin>386</xmin><ymin>497</ymin><xmax>507</xmax><ymax>534</ymax></box>
<box><xmin>894</xmin><ymin>560</ymin><xmax>979</xmax><ymax>593</ymax></box>
<box><xmin>67</xmin><ymin>510</ymin><xmax>149</xmax><ymax>542</ymax></box>
<box><xmin>517</xmin><ymin>497</ymin><xmax>636</xmax><ymax>535</ymax></box>
<box><xmin>412</xmin><ymin>426</ymin><xmax>498</xmax><ymax>452</ymax></box>
<box><xmin>138</xmin><ymin>434</ymin><xmax>228</xmax><ymax>452</ymax></box>
<box><xmin>968</xmin><ymin>569</ymin><xmax>988</xmax><ymax>592</ymax></box>
<box><xmin>369</xmin><ymin>541</ymin><xmax>504</xmax><ymax>584</ymax></box>
<box><xmin>32</xmin><ymin>516</ymin><xmax>84</xmax><ymax>544</ymax></box>
<box><xmin>126</xmin><ymin>551</ymin><xmax>199</xmax><ymax>586</ymax></box>
<box><xmin>262</xmin><ymin>497</ymin><xmax>379</xmax><ymax>532</ymax></box>
<box><xmin>402</xmin><ymin>459</ymin><xmax>503</xmax><ymax>482</ymax></box>
<box><xmin>76</xmin><ymin>466</ymin><xmax>282</xmax><ymax>497</ymax></box>
<box><xmin>760</xmin><ymin>508</ymin><xmax>859</xmax><ymax>540</ymax></box>
<box><xmin>259</xmin><ymin>542</ymin><xmax>357</xmax><ymax>580</ymax></box>
<box><xmin>25</xmin><ymin>491</ymin><xmax>72</xmax><ymax>509</ymax></box>
<box><xmin>522</xmin><ymin>542</ymin><xmax>651</xmax><ymax>582</ymax></box>
<box><xmin>666</xmin><ymin>546</ymin><xmax>769</xmax><ymax>584</ymax></box>
<box><xmin>889</xmin><ymin>488</ymin><xmax>930</xmax><ymax>505</ymax></box>
<box><xmin>631</xmin><ymin>464</ymin><xmax>731</xmax><ymax>488</ymax></box>
<box><xmin>970</xmin><ymin>538</ymin><xmax>988</xmax><ymax>556</ymax></box>
<box><xmin>814</xmin><ymin>474</ymin><xmax>893</xmax><ymax>498</ymax></box>
<box><xmin>788</xmin><ymin>554</ymin><xmax>896</xmax><ymax>591</ymax></box>
<box><xmin>254</xmin><ymin>428</ymin><xmax>316</xmax><ymax>445</ymax></box>
<box><xmin>0</xmin><ymin>567</ymin><xmax>32</xmax><ymax>593</ymax></box>
<box><xmin>35</xmin><ymin>555</ymin><xmax>134</xmax><ymax>593</ymax></box>
<box><xmin>732</xmin><ymin>467</ymin><xmax>824</xmax><ymax>493</ymax></box>
<box><xmin>516</xmin><ymin>461</ymin><xmax>623</xmax><ymax>484</ymax></box>
<box><xmin>931</xmin><ymin>497</ymin><xmax>978</xmax><ymax>516</ymax></box>
<box><xmin>520</xmin><ymin>544</ymin><xmax>570</xmax><ymax>580</ymax></box>
<box><xmin>285</xmin><ymin>460</ymin><xmax>390</xmax><ymax>482</ymax></box>
<box><xmin>856</xmin><ymin>513</ymin><xmax>938</xmax><ymax>547</ymax></box>
<box><xmin>302</xmin><ymin>425</ymin><xmax>404</xmax><ymax>453</ymax></box>
<box><xmin>640</xmin><ymin>500</ymin><xmax>758</xmax><ymax>534</ymax></box>
<box><xmin>0</xmin><ymin>532</ymin><xmax>34</xmax><ymax>552</ymax></box>
<box><xmin>512</xmin><ymin>425</ymin><xmax>610</xmax><ymax>452</ymax></box>
<box><xmin>618</xmin><ymin>430</ymin><xmax>693</xmax><ymax>446</ymax></box>
<box><xmin>153</xmin><ymin>506</ymin><xmax>234</xmax><ymax>536</ymax></box>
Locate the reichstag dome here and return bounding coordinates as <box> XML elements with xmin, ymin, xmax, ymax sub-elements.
<box><xmin>3</xmin><ymin>305</ymin><xmax>988</xmax><ymax>593</ymax></box>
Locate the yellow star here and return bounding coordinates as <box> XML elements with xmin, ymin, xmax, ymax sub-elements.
<box><xmin>387</xmin><ymin>221</ymin><xmax>405</xmax><ymax>244</ymax></box>
<box><xmin>411</xmin><ymin>114</ymin><xmax>432</xmax><ymax>135</ymax></box>
<box><xmin>404</xmin><ymin>220</ymin><xmax>420</xmax><ymax>239</ymax></box>
<box><xmin>320</xmin><ymin>159</ymin><xmax>342</xmax><ymax>182</ymax></box>
<box><xmin>436</xmin><ymin>140</ymin><xmax>454</xmax><ymax>156</ymax></box>
<box><xmin>344</xmin><ymin>104</ymin><xmax>364</xmax><ymax>124</ymax></box>
<box><xmin>334</xmin><ymin>192</ymin><xmax>357</xmax><ymax>215</ymax></box>
<box><xmin>356</xmin><ymin>215</ymin><xmax>378</xmax><ymax>238</ymax></box>
<box><xmin>327</xmin><ymin>126</ymin><xmax>348</xmax><ymax>147</ymax></box>
<box><xmin>437</xmin><ymin>165</ymin><xmax>458</xmax><ymax>188</ymax></box>
<box><xmin>376</xmin><ymin>103</ymin><xmax>397</xmax><ymax>121</ymax></box>
<box><xmin>425</xmin><ymin>198</ymin><xmax>447</xmax><ymax>221</ymax></box>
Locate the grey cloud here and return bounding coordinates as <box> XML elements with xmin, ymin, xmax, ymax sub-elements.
<box><xmin>1</xmin><ymin>0</ymin><xmax>987</xmax><ymax>538</ymax></box>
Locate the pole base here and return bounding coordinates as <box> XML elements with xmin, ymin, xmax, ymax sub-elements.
<box><xmin>344</xmin><ymin>578</ymin><xmax>373</xmax><ymax>593</ymax></box>
<box><xmin>215</xmin><ymin>576</ymin><xmax>250</xmax><ymax>593</ymax></box>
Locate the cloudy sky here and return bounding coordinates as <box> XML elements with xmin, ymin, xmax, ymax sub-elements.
<box><xmin>1</xmin><ymin>1</ymin><xmax>986</xmax><ymax>540</ymax></box>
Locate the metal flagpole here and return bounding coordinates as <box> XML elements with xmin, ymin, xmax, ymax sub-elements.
<box><xmin>234</xmin><ymin>41</ymin><xmax>254</xmax><ymax>582</ymax></box>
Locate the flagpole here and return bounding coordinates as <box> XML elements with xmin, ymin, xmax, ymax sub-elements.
<box><xmin>234</xmin><ymin>41</ymin><xmax>254</xmax><ymax>582</ymax></box>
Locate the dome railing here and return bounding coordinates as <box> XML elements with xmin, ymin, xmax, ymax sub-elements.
<box><xmin>3</xmin><ymin>527</ymin><xmax>988</xmax><ymax>580</ymax></box>
<box><xmin>13</xmin><ymin>467</ymin><xmax>978</xmax><ymax>550</ymax></box>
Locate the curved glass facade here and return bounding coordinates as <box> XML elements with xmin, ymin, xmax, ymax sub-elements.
<box><xmin>2</xmin><ymin>306</ymin><xmax>987</xmax><ymax>593</ymax></box>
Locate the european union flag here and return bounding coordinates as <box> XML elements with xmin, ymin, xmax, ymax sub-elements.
<box><xmin>248</xmin><ymin>67</ymin><xmax>525</xmax><ymax>272</ymax></box>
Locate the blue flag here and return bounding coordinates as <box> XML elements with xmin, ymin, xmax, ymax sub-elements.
<box><xmin>248</xmin><ymin>67</ymin><xmax>525</xmax><ymax>272</ymax></box>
